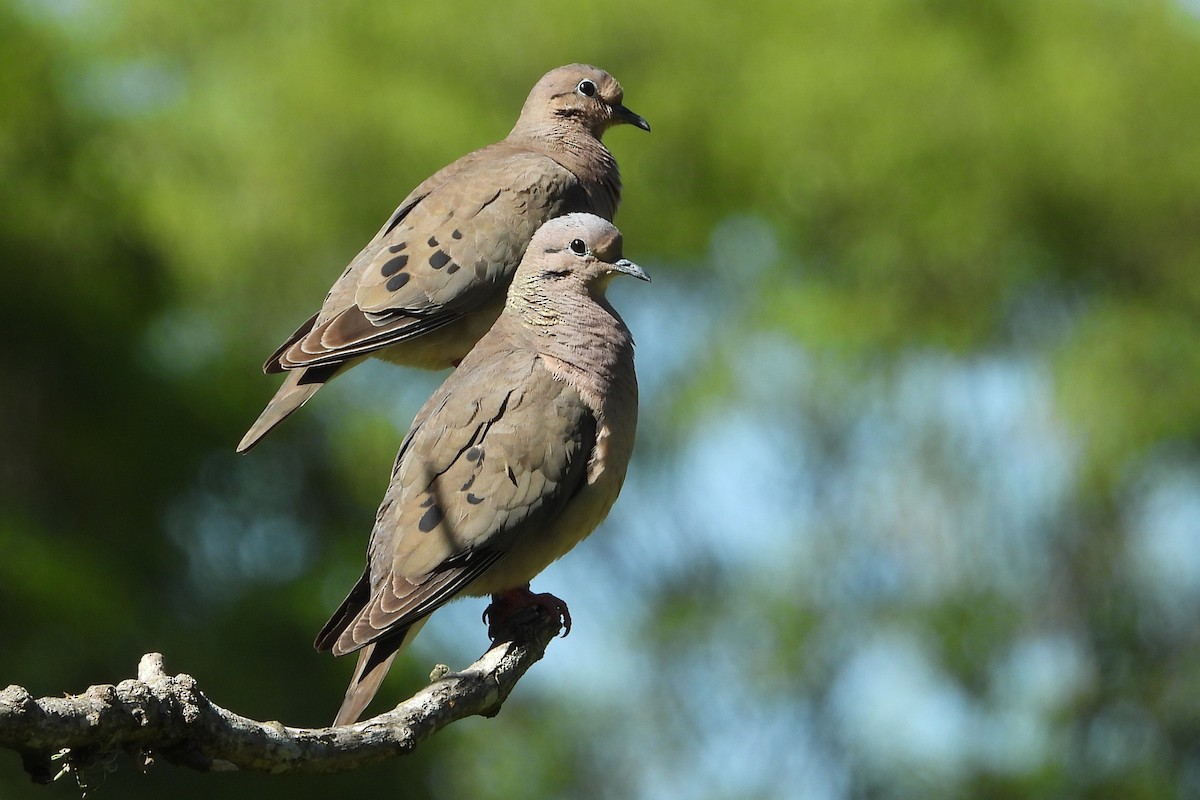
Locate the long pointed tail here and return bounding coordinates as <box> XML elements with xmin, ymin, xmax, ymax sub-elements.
<box><xmin>333</xmin><ymin>619</ymin><xmax>428</xmax><ymax>726</ymax></box>
<box><xmin>237</xmin><ymin>364</ymin><xmax>341</xmax><ymax>453</ymax></box>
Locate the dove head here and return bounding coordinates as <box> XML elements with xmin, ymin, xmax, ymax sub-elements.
<box><xmin>508</xmin><ymin>214</ymin><xmax>649</xmax><ymax>321</ymax></box>
<box><xmin>513</xmin><ymin>64</ymin><xmax>651</xmax><ymax>141</ymax></box>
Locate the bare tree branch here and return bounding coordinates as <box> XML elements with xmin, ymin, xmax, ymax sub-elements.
<box><xmin>0</xmin><ymin>612</ymin><xmax>563</xmax><ymax>786</ymax></box>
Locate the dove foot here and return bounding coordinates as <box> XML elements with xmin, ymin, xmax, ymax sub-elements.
<box><xmin>483</xmin><ymin>585</ymin><xmax>572</xmax><ymax>642</ymax></box>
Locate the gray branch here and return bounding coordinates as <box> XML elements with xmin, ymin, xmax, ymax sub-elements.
<box><xmin>0</xmin><ymin>613</ymin><xmax>562</xmax><ymax>786</ymax></box>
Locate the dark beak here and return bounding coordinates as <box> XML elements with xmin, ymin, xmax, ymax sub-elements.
<box><xmin>614</xmin><ymin>104</ymin><xmax>651</xmax><ymax>132</ymax></box>
<box><xmin>612</xmin><ymin>258</ymin><xmax>651</xmax><ymax>282</ymax></box>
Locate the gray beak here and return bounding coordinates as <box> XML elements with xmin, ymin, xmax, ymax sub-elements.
<box><xmin>614</xmin><ymin>104</ymin><xmax>651</xmax><ymax>132</ymax></box>
<box><xmin>612</xmin><ymin>258</ymin><xmax>651</xmax><ymax>282</ymax></box>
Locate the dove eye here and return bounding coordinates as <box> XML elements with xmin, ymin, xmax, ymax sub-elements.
<box><xmin>569</xmin><ymin>239</ymin><xmax>588</xmax><ymax>256</ymax></box>
<box><xmin>576</xmin><ymin>79</ymin><xmax>597</xmax><ymax>98</ymax></box>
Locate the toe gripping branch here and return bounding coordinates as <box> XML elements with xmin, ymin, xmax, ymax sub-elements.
<box><xmin>483</xmin><ymin>585</ymin><xmax>572</xmax><ymax>642</ymax></box>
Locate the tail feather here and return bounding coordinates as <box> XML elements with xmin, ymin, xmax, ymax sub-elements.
<box><xmin>314</xmin><ymin>569</ymin><xmax>370</xmax><ymax>653</ymax></box>
<box><xmin>333</xmin><ymin>620</ymin><xmax>427</xmax><ymax>726</ymax></box>
<box><xmin>236</xmin><ymin>364</ymin><xmax>341</xmax><ymax>453</ymax></box>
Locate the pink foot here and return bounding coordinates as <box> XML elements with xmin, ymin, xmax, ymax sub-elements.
<box><xmin>483</xmin><ymin>585</ymin><xmax>572</xmax><ymax>641</ymax></box>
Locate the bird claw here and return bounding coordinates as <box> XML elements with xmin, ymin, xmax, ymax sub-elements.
<box><xmin>483</xmin><ymin>586</ymin><xmax>572</xmax><ymax>641</ymax></box>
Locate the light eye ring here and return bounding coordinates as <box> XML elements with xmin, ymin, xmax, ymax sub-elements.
<box><xmin>576</xmin><ymin>79</ymin><xmax>597</xmax><ymax>98</ymax></box>
<box><xmin>569</xmin><ymin>238</ymin><xmax>588</xmax><ymax>256</ymax></box>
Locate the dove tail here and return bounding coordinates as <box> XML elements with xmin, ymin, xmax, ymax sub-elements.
<box><xmin>332</xmin><ymin>621</ymin><xmax>426</xmax><ymax>726</ymax></box>
<box><xmin>236</xmin><ymin>364</ymin><xmax>341</xmax><ymax>453</ymax></box>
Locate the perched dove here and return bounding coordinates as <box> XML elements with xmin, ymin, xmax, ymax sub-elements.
<box><xmin>314</xmin><ymin>213</ymin><xmax>648</xmax><ymax>725</ymax></box>
<box><xmin>238</xmin><ymin>64</ymin><xmax>649</xmax><ymax>453</ymax></box>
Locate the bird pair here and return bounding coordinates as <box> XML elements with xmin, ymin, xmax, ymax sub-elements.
<box><xmin>238</xmin><ymin>65</ymin><xmax>651</xmax><ymax>725</ymax></box>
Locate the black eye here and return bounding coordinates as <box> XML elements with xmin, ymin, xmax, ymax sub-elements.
<box><xmin>569</xmin><ymin>238</ymin><xmax>588</xmax><ymax>256</ymax></box>
<box><xmin>577</xmin><ymin>79</ymin><xmax>597</xmax><ymax>98</ymax></box>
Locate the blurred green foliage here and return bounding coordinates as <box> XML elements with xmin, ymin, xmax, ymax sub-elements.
<box><xmin>3</xmin><ymin>0</ymin><xmax>1200</xmax><ymax>798</ymax></box>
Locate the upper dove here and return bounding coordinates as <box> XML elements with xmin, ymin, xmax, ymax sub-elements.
<box><xmin>238</xmin><ymin>64</ymin><xmax>649</xmax><ymax>453</ymax></box>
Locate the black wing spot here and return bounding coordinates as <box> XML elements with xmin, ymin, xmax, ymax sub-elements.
<box><xmin>447</xmin><ymin>263</ymin><xmax>460</xmax><ymax>274</ymax></box>
<box><xmin>429</xmin><ymin>250</ymin><xmax>452</xmax><ymax>270</ymax></box>
<box><xmin>451</xmin><ymin>229</ymin><xmax>463</xmax><ymax>240</ymax></box>
<box><xmin>386</xmin><ymin>272</ymin><xmax>411</xmax><ymax>292</ymax></box>
<box><xmin>418</xmin><ymin>503</ymin><xmax>444</xmax><ymax>532</ymax></box>
<box><xmin>427</xmin><ymin>236</ymin><xmax>439</xmax><ymax>247</ymax></box>
<box><xmin>380</xmin><ymin>254</ymin><xmax>409</xmax><ymax>277</ymax></box>
<box><xmin>466</xmin><ymin>447</ymin><xmax>482</xmax><ymax>462</ymax></box>
<box><xmin>466</xmin><ymin>493</ymin><xmax>484</xmax><ymax>505</ymax></box>
<box><xmin>388</xmin><ymin>242</ymin><xmax>408</xmax><ymax>253</ymax></box>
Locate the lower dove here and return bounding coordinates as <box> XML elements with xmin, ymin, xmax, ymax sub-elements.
<box><xmin>314</xmin><ymin>213</ymin><xmax>648</xmax><ymax>725</ymax></box>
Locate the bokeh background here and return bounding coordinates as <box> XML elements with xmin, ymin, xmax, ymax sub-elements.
<box><xmin>4</xmin><ymin>0</ymin><xmax>1200</xmax><ymax>797</ymax></box>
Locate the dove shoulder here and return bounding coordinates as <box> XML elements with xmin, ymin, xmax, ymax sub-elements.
<box><xmin>273</xmin><ymin>146</ymin><xmax>603</xmax><ymax>372</ymax></box>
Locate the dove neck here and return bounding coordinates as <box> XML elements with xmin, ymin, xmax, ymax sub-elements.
<box><xmin>508</xmin><ymin>123</ymin><xmax>621</xmax><ymax>194</ymax></box>
<box><xmin>507</xmin><ymin>285</ymin><xmax>635</xmax><ymax>389</ymax></box>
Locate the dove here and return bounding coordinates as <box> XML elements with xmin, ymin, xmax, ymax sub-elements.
<box><xmin>238</xmin><ymin>64</ymin><xmax>649</xmax><ymax>453</ymax></box>
<box><xmin>314</xmin><ymin>213</ymin><xmax>648</xmax><ymax>725</ymax></box>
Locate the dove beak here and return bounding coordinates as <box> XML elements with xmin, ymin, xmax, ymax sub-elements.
<box><xmin>612</xmin><ymin>258</ymin><xmax>651</xmax><ymax>282</ymax></box>
<box><xmin>614</xmin><ymin>104</ymin><xmax>651</xmax><ymax>132</ymax></box>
